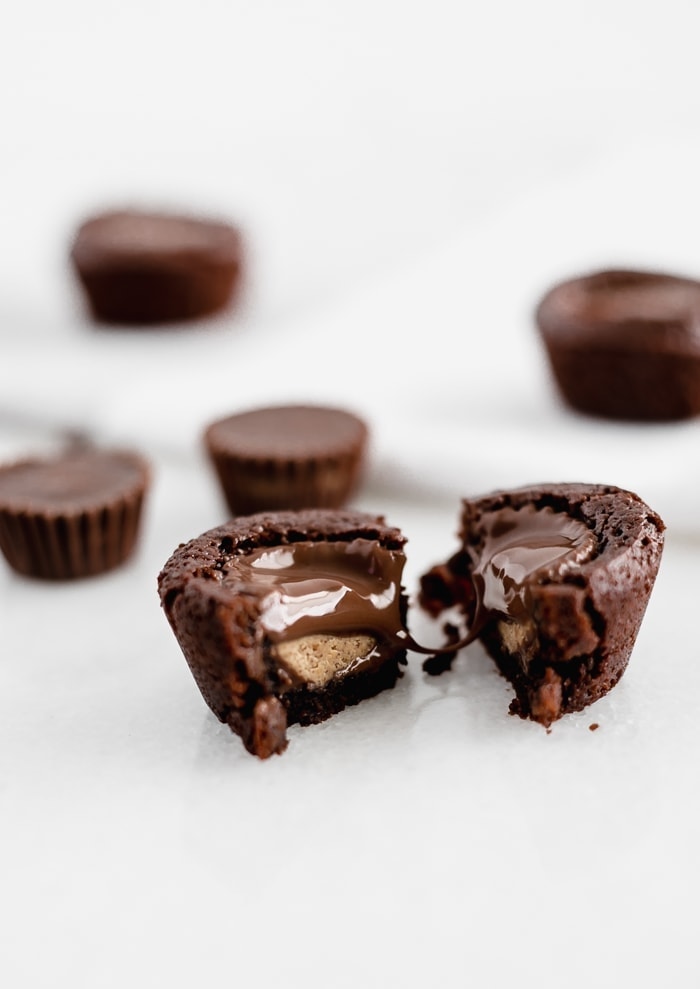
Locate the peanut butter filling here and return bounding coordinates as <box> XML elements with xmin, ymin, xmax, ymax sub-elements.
<box><xmin>275</xmin><ymin>634</ymin><xmax>378</xmax><ymax>687</ymax></box>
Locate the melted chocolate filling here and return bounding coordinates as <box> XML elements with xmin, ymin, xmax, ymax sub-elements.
<box><xmin>470</xmin><ymin>504</ymin><xmax>595</xmax><ymax>623</ymax></box>
<box><xmin>232</xmin><ymin>539</ymin><xmax>408</xmax><ymax>645</ymax></box>
<box><xmin>224</xmin><ymin>539</ymin><xmax>416</xmax><ymax>687</ymax></box>
<box><xmin>223</xmin><ymin>505</ymin><xmax>595</xmax><ymax>687</ymax></box>
<box><xmin>423</xmin><ymin>504</ymin><xmax>596</xmax><ymax>673</ymax></box>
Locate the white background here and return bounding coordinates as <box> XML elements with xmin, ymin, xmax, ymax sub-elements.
<box><xmin>2</xmin><ymin>3</ymin><xmax>700</xmax><ymax>987</ymax></box>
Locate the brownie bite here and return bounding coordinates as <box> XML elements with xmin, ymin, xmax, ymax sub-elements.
<box><xmin>535</xmin><ymin>268</ymin><xmax>700</xmax><ymax>420</ymax></box>
<box><xmin>70</xmin><ymin>208</ymin><xmax>243</xmax><ymax>324</ymax></box>
<box><xmin>203</xmin><ymin>404</ymin><xmax>369</xmax><ymax>517</ymax></box>
<box><xmin>0</xmin><ymin>446</ymin><xmax>150</xmax><ymax>579</ymax></box>
<box><xmin>158</xmin><ymin>509</ymin><xmax>410</xmax><ymax>758</ymax></box>
<box><xmin>419</xmin><ymin>484</ymin><xmax>665</xmax><ymax>727</ymax></box>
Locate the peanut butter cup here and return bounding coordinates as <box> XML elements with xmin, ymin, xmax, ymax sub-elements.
<box><xmin>157</xmin><ymin>509</ymin><xmax>410</xmax><ymax>758</ymax></box>
<box><xmin>419</xmin><ymin>483</ymin><xmax>665</xmax><ymax>727</ymax></box>
<box><xmin>0</xmin><ymin>447</ymin><xmax>150</xmax><ymax>579</ymax></box>
<box><xmin>535</xmin><ymin>268</ymin><xmax>700</xmax><ymax>420</ymax></box>
<box><xmin>70</xmin><ymin>208</ymin><xmax>243</xmax><ymax>324</ymax></box>
<box><xmin>203</xmin><ymin>404</ymin><xmax>369</xmax><ymax>517</ymax></box>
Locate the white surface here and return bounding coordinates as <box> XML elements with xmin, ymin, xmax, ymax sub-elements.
<box><xmin>3</xmin><ymin>2</ymin><xmax>700</xmax><ymax>987</ymax></box>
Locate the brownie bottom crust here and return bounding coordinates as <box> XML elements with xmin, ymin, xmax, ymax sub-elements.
<box><xmin>225</xmin><ymin>656</ymin><xmax>405</xmax><ymax>759</ymax></box>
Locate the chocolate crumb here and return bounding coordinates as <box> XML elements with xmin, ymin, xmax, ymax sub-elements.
<box><xmin>423</xmin><ymin>652</ymin><xmax>454</xmax><ymax>676</ymax></box>
<box><xmin>422</xmin><ymin>621</ymin><xmax>463</xmax><ymax>676</ymax></box>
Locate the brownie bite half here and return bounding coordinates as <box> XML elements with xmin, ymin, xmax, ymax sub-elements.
<box><xmin>158</xmin><ymin>509</ymin><xmax>410</xmax><ymax>758</ymax></box>
<box><xmin>419</xmin><ymin>483</ymin><xmax>665</xmax><ymax>727</ymax></box>
<box><xmin>535</xmin><ymin>268</ymin><xmax>700</xmax><ymax>421</ymax></box>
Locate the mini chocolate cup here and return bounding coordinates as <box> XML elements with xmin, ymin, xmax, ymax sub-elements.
<box><xmin>203</xmin><ymin>404</ymin><xmax>369</xmax><ymax>516</ymax></box>
<box><xmin>0</xmin><ymin>448</ymin><xmax>150</xmax><ymax>580</ymax></box>
<box><xmin>70</xmin><ymin>209</ymin><xmax>243</xmax><ymax>325</ymax></box>
<box><xmin>535</xmin><ymin>268</ymin><xmax>700</xmax><ymax>421</ymax></box>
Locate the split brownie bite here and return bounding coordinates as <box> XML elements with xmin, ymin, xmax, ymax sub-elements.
<box><xmin>0</xmin><ymin>446</ymin><xmax>150</xmax><ymax>579</ymax></box>
<box><xmin>419</xmin><ymin>484</ymin><xmax>665</xmax><ymax>727</ymax></box>
<box><xmin>158</xmin><ymin>509</ymin><xmax>410</xmax><ymax>758</ymax></box>
<box><xmin>70</xmin><ymin>208</ymin><xmax>243</xmax><ymax>325</ymax></box>
<box><xmin>535</xmin><ymin>268</ymin><xmax>700</xmax><ymax>420</ymax></box>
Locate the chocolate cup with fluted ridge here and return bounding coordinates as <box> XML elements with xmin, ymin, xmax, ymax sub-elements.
<box><xmin>0</xmin><ymin>448</ymin><xmax>150</xmax><ymax>579</ymax></box>
<box><xmin>70</xmin><ymin>209</ymin><xmax>243</xmax><ymax>325</ymax></box>
<box><xmin>535</xmin><ymin>268</ymin><xmax>700</xmax><ymax>421</ymax></box>
<box><xmin>203</xmin><ymin>405</ymin><xmax>369</xmax><ymax>517</ymax></box>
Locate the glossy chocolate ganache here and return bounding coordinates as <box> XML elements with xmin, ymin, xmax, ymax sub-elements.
<box><xmin>182</xmin><ymin>505</ymin><xmax>598</xmax><ymax>693</ymax></box>
<box><xmin>227</xmin><ymin>538</ymin><xmax>412</xmax><ymax>688</ymax></box>
<box><xmin>469</xmin><ymin>504</ymin><xmax>595</xmax><ymax>626</ymax></box>
<box><xmin>421</xmin><ymin>503</ymin><xmax>596</xmax><ymax>672</ymax></box>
